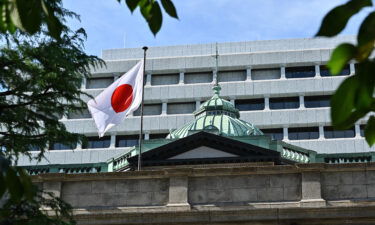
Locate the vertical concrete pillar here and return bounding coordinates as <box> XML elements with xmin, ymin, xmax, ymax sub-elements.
<box><xmin>179</xmin><ymin>71</ymin><xmax>185</xmax><ymax>84</ymax></box>
<box><xmin>230</xmin><ymin>99</ymin><xmax>235</xmax><ymax>105</ymax></box>
<box><xmin>195</xmin><ymin>100</ymin><xmax>201</xmax><ymax>111</ymax></box>
<box><xmin>283</xmin><ymin>127</ymin><xmax>288</xmax><ymax>141</ymax></box>
<box><xmin>110</xmin><ymin>133</ymin><xmax>116</xmax><ymax>148</ymax></box>
<box><xmin>299</xmin><ymin>95</ymin><xmax>305</xmax><ymax>109</ymax></box>
<box><xmin>144</xmin><ymin>132</ymin><xmax>150</xmax><ymax>140</ymax></box>
<box><xmin>212</xmin><ymin>69</ymin><xmax>218</xmax><ymax>84</ymax></box>
<box><xmin>315</xmin><ymin>64</ymin><xmax>321</xmax><ymax>77</ymax></box>
<box><xmin>76</xmin><ymin>142</ymin><xmax>82</xmax><ymax>150</ymax></box>
<box><xmin>355</xmin><ymin>124</ymin><xmax>361</xmax><ymax>138</ymax></box>
<box><xmin>246</xmin><ymin>66</ymin><xmax>252</xmax><ymax>81</ymax></box>
<box><xmin>167</xmin><ymin>176</ymin><xmax>190</xmax><ymax>208</ymax></box>
<box><xmin>319</xmin><ymin>125</ymin><xmax>325</xmax><ymax>139</ymax></box>
<box><xmin>161</xmin><ymin>102</ymin><xmax>167</xmax><ymax>115</ymax></box>
<box><xmin>350</xmin><ymin>63</ymin><xmax>355</xmax><ymax>75</ymax></box>
<box><xmin>301</xmin><ymin>172</ymin><xmax>326</xmax><ymax>207</ymax></box>
<box><xmin>81</xmin><ymin>77</ymin><xmax>87</xmax><ymax>90</ymax></box>
<box><xmin>280</xmin><ymin>66</ymin><xmax>286</xmax><ymax>79</ymax></box>
<box><xmin>146</xmin><ymin>73</ymin><xmax>152</xmax><ymax>86</ymax></box>
<box><xmin>113</xmin><ymin>73</ymin><xmax>119</xmax><ymax>81</ymax></box>
<box><xmin>264</xmin><ymin>96</ymin><xmax>270</xmax><ymax>110</ymax></box>
<box><xmin>43</xmin><ymin>181</ymin><xmax>62</xmax><ymax>198</ymax></box>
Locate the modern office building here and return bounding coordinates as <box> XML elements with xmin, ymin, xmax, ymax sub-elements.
<box><xmin>19</xmin><ymin>35</ymin><xmax>374</xmax><ymax>172</ymax></box>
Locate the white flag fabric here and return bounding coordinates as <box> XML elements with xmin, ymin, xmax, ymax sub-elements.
<box><xmin>87</xmin><ymin>60</ymin><xmax>144</xmax><ymax>137</ymax></box>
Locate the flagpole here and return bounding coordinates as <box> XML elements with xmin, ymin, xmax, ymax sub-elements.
<box><xmin>138</xmin><ymin>46</ymin><xmax>148</xmax><ymax>171</ymax></box>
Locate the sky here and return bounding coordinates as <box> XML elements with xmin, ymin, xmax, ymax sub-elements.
<box><xmin>63</xmin><ymin>0</ymin><xmax>373</xmax><ymax>57</ymax></box>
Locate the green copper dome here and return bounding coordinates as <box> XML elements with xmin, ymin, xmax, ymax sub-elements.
<box><xmin>167</xmin><ymin>85</ymin><xmax>263</xmax><ymax>139</ymax></box>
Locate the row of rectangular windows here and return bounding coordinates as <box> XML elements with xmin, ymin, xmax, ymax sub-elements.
<box><xmin>49</xmin><ymin>125</ymin><xmax>365</xmax><ymax>150</ymax></box>
<box><xmin>67</xmin><ymin>95</ymin><xmax>331</xmax><ymax>119</ymax></box>
<box><xmin>263</xmin><ymin>125</ymin><xmax>365</xmax><ymax>141</ymax></box>
<box><xmin>85</xmin><ymin>64</ymin><xmax>352</xmax><ymax>89</ymax></box>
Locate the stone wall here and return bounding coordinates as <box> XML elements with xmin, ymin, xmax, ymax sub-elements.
<box><xmin>33</xmin><ymin>163</ymin><xmax>375</xmax><ymax>225</ymax></box>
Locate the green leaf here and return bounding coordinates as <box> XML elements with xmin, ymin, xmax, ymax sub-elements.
<box><xmin>6</xmin><ymin>167</ymin><xmax>24</xmax><ymax>201</ymax></box>
<box><xmin>41</xmin><ymin>1</ymin><xmax>63</xmax><ymax>39</ymax></box>
<box><xmin>139</xmin><ymin>0</ymin><xmax>153</xmax><ymax>20</ymax></box>
<box><xmin>10</xmin><ymin>0</ymin><xmax>42</xmax><ymax>34</ymax></box>
<box><xmin>365</xmin><ymin>116</ymin><xmax>375</xmax><ymax>146</ymax></box>
<box><xmin>148</xmin><ymin>1</ymin><xmax>162</xmax><ymax>35</ymax></box>
<box><xmin>316</xmin><ymin>0</ymin><xmax>372</xmax><ymax>37</ymax></box>
<box><xmin>327</xmin><ymin>43</ymin><xmax>356</xmax><ymax>75</ymax></box>
<box><xmin>358</xmin><ymin>12</ymin><xmax>375</xmax><ymax>47</ymax></box>
<box><xmin>354</xmin><ymin>61</ymin><xmax>375</xmax><ymax>110</ymax></box>
<box><xmin>161</xmin><ymin>0</ymin><xmax>178</xmax><ymax>19</ymax></box>
<box><xmin>126</xmin><ymin>0</ymin><xmax>141</xmax><ymax>13</ymax></box>
<box><xmin>331</xmin><ymin>75</ymin><xmax>358</xmax><ymax>127</ymax></box>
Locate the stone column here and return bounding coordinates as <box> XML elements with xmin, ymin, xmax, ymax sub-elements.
<box><xmin>161</xmin><ymin>101</ymin><xmax>167</xmax><ymax>115</ymax></box>
<box><xmin>350</xmin><ymin>63</ymin><xmax>355</xmax><ymax>75</ymax></box>
<box><xmin>355</xmin><ymin>124</ymin><xmax>361</xmax><ymax>138</ymax></box>
<box><xmin>179</xmin><ymin>70</ymin><xmax>185</xmax><ymax>84</ymax></box>
<box><xmin>280</xmin><ymin>66</ymin><xmax>286</xmax><ymax>79</ymax></box>
<box><xmin>110</xmin><ymin>133</ymin><xmax>116</xmax><ymax>148</ymax></box>
<box><xmin>246</xmin><ymin>66</ymin><xmax>252</xmax><ymax>81</ymax></box>
<box><xmin>167</xmin><ymin>176</ymin><xmax>190</xmax><ymax>209</ymax></box>
<box><xmin>315</xmin><ymin>64</ymin><xmax>321</xmax><ymax>77</ymax></box>
<box><xmin>144</xmin><ymin>132</ymin><xmax>150</xmax><ymax>140</ymax></box>
<box><xmin>146</xmin><ymin>73</ymin><xmax>152</xmax><ymax>86</ymax></box>
<box><xmin>81</xmin><ymin>77</ymin><xmax>87</xmax><ymax>90</ymax></box>
<box><xmin>114</xmin><ymin>73</ymin><xmax>119</xmax><ymax>81</ymax></box>
<box><xmin>264</xmin><ymin>96</ymin><xmax>270</xmax><ymax>111</ymax></box>
<box><xmin>283</xmin><ymin>127</ymin><xmax>288</xmax><ymax>141</ymax></box>
<box><xmin>300</xmin><ymin>172</ymin><xmax>326</xmax><ymax>207</ymax></box>
<box><xmin>230</xmin><ymin>99</ymin><xmax>235</xmax><ymax>105</ymax></box>
<box><xmin>319</xmin><ymin>125</ymin><xmax>325</xmax><ymax>139</ymax></box>
<box><xmin>195</xmin><ymin>100</ymin><xmax>201</xmax><ymax>111</ymax></box>
<box><xmin>75</xmin><ymin>142</ymin><xmax>82</xmax><ymax>150</ymax></box>
<box><xmin>299</xmin><ymin>95</ymin><xmax>305</xmax><ymax>109</ymax></box>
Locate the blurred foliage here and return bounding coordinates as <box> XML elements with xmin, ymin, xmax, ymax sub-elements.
<box><xmin>0</xmin><ymin>0</ymin><xmax>178</xmax><ymax>38</ymax></box>
<box><xmin>316</xmin><ymin>0</ymin><xmax>375</xmax><ymax>146</ymax></box>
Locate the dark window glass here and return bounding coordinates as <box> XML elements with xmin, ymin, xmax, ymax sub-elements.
<box><xmin>235</xmin><ymin>99</ymin><xmax>265</xmax><ymax>111</ymax></box>
<box><xmin>360</xmin><ymin>125</ymin><xmax>365</xmax><ymax>137</ymax></box>
<box><xmin>149</xmin><ymin>133</ymin><xmax>168</xmax><ymax>139</ymax></box>
<box><xmin>324</xmin><ymin>126</ymin><xmax>355</xmax><ymax>139</ymax></box>
<box><xmin>67</xmin><ymin>108</ymin><xmax>91</xmax><ymax>119</ymax></box>
<box><xmin>304</xmin><ymin>95</ymin><xmax>331</xmax><ymax>108</ymax></box>
<box><xmin>269</xmin><ymin>97</ymin><xmax>299</xmax><ymax>110</ymax></box>
<box><xmin>133</xmin><ymin>104</ymin><xmax>162</xmax><ymax>116</ymax></box>
<box><xmin>116</xmin><ymin>135</ymin><xmax>139</xmax><ymax>147</ymax></box>
<box><xmin>86</xmin><ymin>77</ymin><xmax>114</xmax><ymax>89</ymax></box>
<box><xmin>184</xmin><ymin>72</ymin><xmax>212</xmax><ymax>84</ymax></box>
<box><xmin>285</xmin><ymin>66</ymin><xmax>315</xmax><ymax>79</ymax></box>
<box><xmin>151</xmin><ymin>73</ymin><xmax>179</xmax><ymax>86</ymax></box>
<box><xmin>167</xmin><ymin>102</ymin><xmax>195</xmax><ymax>114</ymax></box>
<box><xmin>288</xmin><ymin>127</ymin><xmax>319</xmax><ymax>140</ymax></box>
<box><xmin>218</xmin><ymin>70</ymin><xmax>246</xmax><ymax>82</ymax></box>
<box><xmin>83</xmin><ymin>136</ymin><xmax>111</xmax><ymax>149</ymax></box>
<box><xmin>262</xmin><ymin>128</ymin><xmax>283</xmax><ymax>140</ymax></box>
<box><xmin>49</xmin><ymin>142</ymin><xmax>76</xmax><ymax>150</ymax></box>
<box><xmin>320</xmin><ymin>65</ymin><xmax>350</xmax><ymax>77</ymax></box>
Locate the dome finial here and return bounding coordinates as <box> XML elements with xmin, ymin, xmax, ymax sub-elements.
<box><xmin>213</xmin><ymin>84</ymin><xmax>221</xmax><ymax>96</ymax></box>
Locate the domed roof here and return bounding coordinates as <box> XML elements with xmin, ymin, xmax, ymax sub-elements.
<box><xmin>167</xmin><ymin>85</ymin><xmax>263</xmax><ymax>139</ymax></box>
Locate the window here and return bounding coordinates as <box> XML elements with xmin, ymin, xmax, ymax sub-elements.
<box><xmin>83</xmin><ymin>136</ymin><xmax>111</xmax><ymax>149</ymax></box>
<box><xmin>49</xmin><ymin>142</ymin><xmax>76</xmax><ymax>150</ymax></box>
<box><xmin>235</xmin><ymin>99</ymin><xmax>265</xmax><ymax>111</ymax></box>
<box><xmin>288</xmin><ymin>127</ymin><xmax>319</xmax><ymax>140</ymax></box>
<box><xmin>167</xmin><ymin>102</ymin><xmax>195</xmax><ymax>114</ymax></box>
<box><xmin>304</xmin><ymin>95</ymin><xmax>331</xmax><ymax>108</ymax></box>
<box><xmin>262</xmin><ymin>128</ymin><xmax>283</xmax><ymax>140</ymax></box>
<box><xmin>218</xmin><ymin>70</ymin><xmax>246</xmax><ymax>82</ymax></box>
<box><xmin>149</xmin><ymin>133</ymin><xmax>168</xmax><ymax>139</ymax></box>
<box><xmin>324</xmin><ymin>126</ymin><xmax>355</xmax><ymax>139</ymax></box>
<box><xmin>133</xmin><ymin>104</ymin><xmax>162</xmax><ymax>116</ymax></box>
<box><xmin>320</xmin><ymin>64</ymin><xmax>350</xmax><ymax>76</ymax></box>
<box><xmin>184</xmin><ymin>72</ymin><xmax>212</xmax><ymax>84</ymax></box>
<box><xmin>151</xmin><ymin>73</ymin><xmax>179</xmax><ymax>86</ymax></box>
<box><xmin>269</xmin><ymin>97</ymin><xmax>299</xmax><ymax>110</ymax></box>
<box><xmin>360</xmin><ymin>125</ymin><xmax>365</xmax><ymax>137</ymax></box>
<box><xmin>285</xmin><ymin>66</ymin><xmax>315</xmax><ymax>79</ymax></box>
<box><xmin>251</xmin><ymin>68</ymin><xmax>280</xmax><ymax>80</ymax></box>
<box><xmin>116</xmin><ymin>135</ymin><xmax>138</xmax><ymax>147</ymax></box>
<box><xmin>86</xmin><ymin>77</ymin><xmax>114</xmax><ymax>89</ymax></box>
<box><xmin>67</xmin><ymin>108</ymin><xmax>91</xmax><ymax>119</ymax></box>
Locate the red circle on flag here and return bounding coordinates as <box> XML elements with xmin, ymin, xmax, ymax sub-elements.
<box><xmin>111</xmin><ymin>84</ymin><xmax>133</xmax><ymax>113</ymax></box>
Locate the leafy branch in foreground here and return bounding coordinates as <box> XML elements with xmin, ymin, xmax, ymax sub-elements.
<box><xmin>316</xmin><ymin>0</ymin><xmax>375</xmax><ymax>146</ymax></box>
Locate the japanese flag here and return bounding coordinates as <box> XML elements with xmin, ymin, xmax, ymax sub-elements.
<box><xmin>88</xmin><ymin>60</ymin><xmax>144</xmax><ymax>137</ymax></box>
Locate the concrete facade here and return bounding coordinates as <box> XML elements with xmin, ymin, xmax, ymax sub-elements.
<box><xmin>19</xmin><ymin>36</ymin><xmax>374</xmax><ymax>167</ymax></box>
<box><xmin>35</xmin><ymin>163</ymin><xmax>375</xmax><ymax>224</ymax></box>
